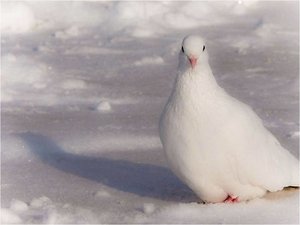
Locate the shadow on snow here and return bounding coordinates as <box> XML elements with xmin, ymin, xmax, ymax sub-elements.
<box><xmin>18</xmin><ymin>132</ymin><xmax>197</xmax><ymax>202</ymax></box>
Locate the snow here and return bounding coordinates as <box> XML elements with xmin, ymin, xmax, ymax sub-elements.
<box><xmin>142</xmin><ymin>203</ymin><xmax>156</xmax><ymax>215</ymax></box>
<box><xmin>30</xmin><ymin>196</ymin><xmax>52</xmax><ymax>208</ymax></box>
<box><xmin>1</xmin><ymin>1</ymin><xmax>299</xmax><ymax>224</ymax></box>
<box><xmin>96</xmin><ymin>101</ymin><xmax>112</xmax><ymax>112</ymax></box>
<box><xmin>288</xmin><ymin>131</ymin><xmax>300</xmax><ymax>139</ymax></box>
<box><xmin>94</xmin><ymin>190</ymin><xmax>111</xmax><ymax>198</ymax></box>
<box><xmin>1</xmin><ymin>197</ymin><xmax>98</xmax><ymax>224</ymax></box>
<box><xmin>10</xmin><ymin>199</ymin><xmax>29</xmax><ymax>212</ymax></box>
<box><xmin>1</xmin><ymin>209</ymin><xmax>22</xmax><ymax>224</ymax></box>
<box><xmin>1</xmin><ymin>2</ymin><xmax>35</xmax><ymax>34</ymax></box>
<box><xmin>134</xmin><ymin>56</ymin><xmax>164</xmax><ymax>66</ymax></box>
<box><xmin>54</xmin><ymin>26</ymin><xmax>80</xmax><ymax>40</ymax></box>
<box><xmin>60</xmin><ymin>79</ymin><xmax>87</xmax><ymax>90</ymax></box>
<box><xmin>140</xmin><ymin>189</ymin><xmax>299</xmax><ymax>224</ymax></box>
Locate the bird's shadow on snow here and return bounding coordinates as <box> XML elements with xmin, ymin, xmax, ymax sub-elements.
<box><xmin>18</xmin><ymin>132</ymin><xmax>197</xmax><ymax>202</ymax></box>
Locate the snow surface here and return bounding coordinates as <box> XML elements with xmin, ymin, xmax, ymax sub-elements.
<box><xmin>1</xmin><ymin>1</ymin><xmax>299</xmax><ymax>224</ymax></box>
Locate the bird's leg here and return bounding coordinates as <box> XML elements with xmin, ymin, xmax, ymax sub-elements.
<box><xmin>197</xmin><ymin>200</ymin><xmax>206</xmax><ymax>204</ymax></box>
<box><xmin>223</xmin><ymin>195</ymin><xmax>239</xmax><ymax>203</ymax></box>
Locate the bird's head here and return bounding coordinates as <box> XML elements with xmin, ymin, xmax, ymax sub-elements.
<box><xmin>179</xmin><ymin>35</ymin><xmax>208</xmax><ymax>71</ymax></box>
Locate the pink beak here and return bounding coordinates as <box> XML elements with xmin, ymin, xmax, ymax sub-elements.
<box><xmin>188</xmin><ymin>55</ymin><xmax>197</xmax><ymax>69</ymax></box>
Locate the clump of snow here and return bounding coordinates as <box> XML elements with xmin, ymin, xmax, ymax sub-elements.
<box><xmin>1</xmin><ymin>54</ymin><xmax>50</xmax><ymax>102</ymax></box>
<box><xmin>134</xmin><ymin>56</ymin><xmax>164</xmax><ymax>66</ymax></box>
<box><xmin>1</xmin><ymin>2</ymin><xmax>36</xmax><ymax>34</ymax></box>
<box><xmin>96</xmin><ymin>101</ymin><xmax>112</xmax><ymax>112</ymax></box>
<box><xmin>287</xmin><ymin>131</ymin><xmax>300</xmax><ymax>139</ymax></box>
<box><xmin>54</xmin><ymin>26</ymin><xmax>80</xmax><ymax>39</ymax></box>
<box><xmin>30</xmin><ymin>196</ymin><xmax>52</xmax><ymax>208</ymax></box>
<box><xmin>142</xmin><ymin>203</ymin><xmax>155</xmax><ymax>215</ymax></box>
<box><xmin>0</xmin><ymin>208</ymin><xmax>22</xmax><ymax>224</ymax></box>
<box><xmin>10</xmin><ymin>199</ymin><xmax>29</xmax><ymax>212</ymax></box>
<box><xmin>2</xmin><ymin>196</ymin><xmax>98</xmax><ymax>224</ymax></box>
<box><xmin>231</xmin><ymin>40</ymin><xmax>251</xmax><ymax>55</ymax></box>
<box><xmin>61</xmin><ymin>79</ymin><xmax>87</xmax><ymax>90</ymax></box>
<box><xmin>2</xmin><ymin>54</ymin><xmax>47</xmax><ymax>87</ymax></box>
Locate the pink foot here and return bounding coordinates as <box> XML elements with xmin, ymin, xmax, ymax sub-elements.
<box><xmin>223</xmin><ymin>195</ymin><xmax>239</xmax><ymax>203</ymax></box>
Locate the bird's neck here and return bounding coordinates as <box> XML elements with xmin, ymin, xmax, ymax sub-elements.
<box><xmin>175</xmin><ymin>64</ymin><xmax>219</xmax><ymax>97</ymax></box>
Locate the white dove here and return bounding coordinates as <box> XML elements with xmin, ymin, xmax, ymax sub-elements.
<box><xmin>159</xmin><ymin>35</ymin><xmax>299</xmax><ymax>203</ymax></box>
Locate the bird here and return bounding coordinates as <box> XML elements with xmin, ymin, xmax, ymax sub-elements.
<box><xmin>159</xmin><ymin>35</ymin><xmax>299</xmax><ymax>203</ymax></box>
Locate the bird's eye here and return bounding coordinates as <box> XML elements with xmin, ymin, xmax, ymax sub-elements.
<box><xmin>181</xmin><ymin>46</ymin><xmax>184</xmax><ymax>53</ymax></box>
<box><xmin>203</xmin><ymin>45</ymin><xmax>205</xmax><ymax>52</ymax></box>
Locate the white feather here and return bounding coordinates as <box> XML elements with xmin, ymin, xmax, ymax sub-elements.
<box><xmin>159</xmin><ymin>35</ymin><xmax>299</xmax><ymax>203</ymax></box>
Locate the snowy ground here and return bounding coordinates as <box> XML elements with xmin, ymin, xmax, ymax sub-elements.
<box><xmin>1</xmin><ymin>1</ymin><xmax>299</xmax><ymax>224</ymax></box>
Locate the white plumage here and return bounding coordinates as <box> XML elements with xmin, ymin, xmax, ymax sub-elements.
<box><xmin>159</xmin><ymin>35</ymin><xmax>299</xmax><ymax>203</ymax></box>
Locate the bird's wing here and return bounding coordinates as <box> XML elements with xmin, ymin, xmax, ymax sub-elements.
<box><xmin>221</xmin><ymin>97</ymin><xmax>299</xmax><ymax>191</ymax></box>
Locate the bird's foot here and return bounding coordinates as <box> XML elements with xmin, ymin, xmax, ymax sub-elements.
<box><xmin>223</xmin><ymin>195</ymin><xmax>239</xmax><ymax>203</ymax></box>
<box><xmin>197</xmin><ymin>200</ymin><xmax>206</xmax><ymax>204</ymax></box>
